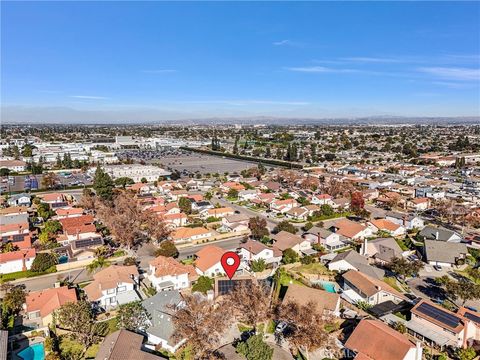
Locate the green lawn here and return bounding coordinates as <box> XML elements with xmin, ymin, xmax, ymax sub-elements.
<box><xmin>292</xmin><ymin>262</ymin><xmax>332</xmax><ymax>276</ymax></box>
<box><xmin>383</xmin><ymin>277</ymin><xmax>401</xmax><ymax>292</ymax></box>
<box><xmin>279</xmin><ymin>271</ymin><xmax>303</xmax><ymax>287</ymax></box>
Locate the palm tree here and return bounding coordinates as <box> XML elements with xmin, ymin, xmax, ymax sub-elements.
<box><xmin>86</xmin><ymin>257</ymin><xmax>110</xmax><ymax>274</ymax></box>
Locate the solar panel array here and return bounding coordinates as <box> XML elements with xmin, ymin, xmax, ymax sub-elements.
<box><xmin>217</xmin><ymin>279</ymin><xmax>252</xmax><ymax>296</ymax></box>
<box><xmin>416</xmin><ymin>302</ymin><xmax>461</xmax><ymax>328</ymax></box>
<box><xmin>464</xmin><ymin>312</ymin><xmax>480</xmax><ymax>324</ymax></box>
<box><xmin>74</xmin><ymin>237</ymin><xmax>103</xmax><ymax>249</ymax></box>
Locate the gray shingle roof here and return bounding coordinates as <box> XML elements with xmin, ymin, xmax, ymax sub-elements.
<box><xmin>424</xmin><ymin>240</ymin><xmax>468</xmax><ymax>264</ymax></box>
<box><xmin>142</xmin><ymin>290</ymin><xmax>183</xmax><ymax>346</ymax></box>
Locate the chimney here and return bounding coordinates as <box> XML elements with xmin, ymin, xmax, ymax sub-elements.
<box><xmin>21</xmin><ymin>252</ymin><xmax>27</xmax><ymax>271</ymax></box>
<box><xmin>415</xmin><ymin>341</ymin><xmax>423</xmax><ymax>360</ymax></box>
<box><xmin>363</xmin><ymin>238</ymin><xmax>368</xmax><ymax>256</ymax></box>
<box><xmin>463</xmin><ymin>318</ymin><xmax>469</xmax><ymax>349</ymax></box>
<box><xmin>54</xmin><ymin>281</ymin><xmax>61</xmax><ymax>288</ymax></box>
<box><xmin>435</xmin><ymin>231</ymin><xmax>439</xmax><ymax>240</ymax></box>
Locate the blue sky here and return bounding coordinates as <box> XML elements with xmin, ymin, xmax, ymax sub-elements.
<box><xmin>2</xmin><ymin>1</ymin><xmax>480</xmax><ymax>122</ymax></box>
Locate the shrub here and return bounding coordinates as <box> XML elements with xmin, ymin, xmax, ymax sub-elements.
<box><xmin>31</xmin><ymin>253</ymin><xmax>58</xmax><ymax>273</ymax></box>
<box><xmin>191</xmin><ymin>276</ymin><xmax>213</xmax><ymax>294</ymax></box>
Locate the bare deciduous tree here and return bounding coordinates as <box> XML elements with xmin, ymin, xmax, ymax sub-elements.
<box><xmin>171</xmin><ymin>294</ymin><xmax>232</xmax><ymax>359</ymax></box>
<box><xmin>225</xmin><ymin>281</ymin><xmax>271</xmax><ymax>331</ymax></box>
<box><xmin>279</xmin><ymin>300</ymin><xmax>336</xmax><ymax>354</ymax></box>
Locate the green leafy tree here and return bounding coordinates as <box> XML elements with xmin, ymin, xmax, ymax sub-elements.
<box><xmin>303</xmin><ymin>222</ymin><xmax>313</xmax><ymax>231</ymax></box>
<box><xmin>116</xmin><ymin>301</ymin><xmax>150</xmax><ymax>331</ymax></box>
<box><xmin>86</xmin><ymin>257</ymin><xmax>110</xmax><ymax>274</ymax></box>
<box><xmin>123</xmin><ymin>257</ymin><xmax>137</xmax><ymax>266</ymax></box>
<box><xmin>191</xmin><ymin>276</ymin><xmax>213</xmax><ymax>294</ymax></box>
<box><xmin>436</xmin><ymin>276</ymin><xmax>480</xmax><ymax>305</ymax></box>
<box><xmin>44</xmin><ymin>220</ymin><xmax>62</xmax><ymax>234</ymax></box>
<box><xmin>37</xmin><ymin>203</ymin><xmax>54</xmax><ymax>220</ymax></box>
<box><xmin>154</xmin><ymin>240</ymin><xmax>179</xmax><ymax>258</ymax></box>
<box><xmin>93</xmin><ymin>165</ymin><xmax>114</xmax><ymax>201</ymax></box>
<box><xmin>227</xmin><ymin>188</ymin><xmax>239</xmax><ymax>199</ymax></box>
<box><xmin>55</xmin><ymin>300</ymin><xmax>103</xmax><ymax>349</ymax></box>
<box><xmin>31</xmin><ymin>252</ymin><xmax>58</xmax><ymax>272</ymax></box>
<box><xmin>320</xmin><ymin>204</ymin><xmax>334</xmax><ymax>217</ymax></box>
<box><xmin>114</xmin><ymin>177</ymin><xmax>134</xmax><ymax>188</ymax></box>
<box><xmin>250</xmin><ymin>259</ymin><xmax>266</xmax><ymax>272</ymax></box>
<box><xmin>273</xmin><ymin>220</ymin><xmax>297</xmax><ymax>234</ymax></box>
<box><xmin>1</xmin><ymin>283</ymin><xmax>26</xmax><ymax>315</ymax></box>
<box><xmin>455</xmin><ymin>347</ymin><xmax>477</xmax><ymax>360</ymax></box>
<box><xmin>236</xmin><ymin>334</ymin><xmax>273</xmax><ymax>360</ymax></box>
<box><xmin>178</xmin><ymin>197</ymin><xmax>193</xmax><ymax>215</ymax></box>
<box><xmin>282</xmin><ymin>248</ymin><xmax>299</xmax><ymax>264</ymax></box>
<box><xmin>140</xmin><ymin>177</ymin><xmax>147</xmax><ymax>183</ymax></box>
<box><xmin>387</xmin><ymin>257</ymin><xmax>424</xmax><ymax>279</ymax></box>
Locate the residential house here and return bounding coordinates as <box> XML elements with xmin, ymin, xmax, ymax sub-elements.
<box><xmin>332</xmin><ymin>197</ymin><xmax>350</xmax><ymax>210</ymax></box>
<box><xmin>201</xmin><ymin>207</ymin><xmax>234</xmax><ymax>219</ymax></box>
<box><xmin>330</xmin><ymin>219</ymin><xmax>373</xmax><ymax>241</ymax></box>
<box><xmin>361</xmin><ymin>237</ymin><xmax>403</xmax><ymax>264</ymax></box>
<box><xmin>386</xmin><ymin>211</ymin><xmax>425</xmax><ymax>230</ymax></box>
<box><xmin>170</xmin><ymin>227</ymin><xmax>212</xmax><ymax>244</ymax></box>
<box><xmin>270</xmin><ymin>199</ymin><xmax>298</xmax><ymax>214</ymax></box>
<box><xmin>24</xmin><ymin>286</ymin><xmax>78</xmax><ymax>327</ymax></box>
<box><xmin>368</xmin><ymin>219</ymin><xmax>406</xmax><ymax>237</ymax></box>
<box><xmin>142</xmin><ymin>290</ymin><xmax>186</xmax><ymax>353</ymax></box>
<box><xmin>344</xmin><ymin>319</ymin><xmax>422</xmax><ymax>360</ymax></box>
<box><xmin>311</xmin><ymin>194</ymin><xmax>335</xmax><ymax>206</ymax></box>
<box><xmin>221</xmin><ymin>214</ymin><xmax>250</xmax><ymax>232</ymax></box>
<box><xmin>285</xmin><ymin>207</ymin><xmax>309</xmax><ymax>221</ymax></box>
<box><xmin>328</xmin><ymin>250</ymin><xmax>385</xmax><ymax>279</ymax></box>
<box><xmin>194</xmin><ymin>245</ymin><xmax>226</xmax><ymax>277</ymax></box>
<box><xmin>0</xmin><ymin>248</ymin><xmax>36</xmax><ymax>274</ymax></box>
<box><xmin>39</xmin><ymin>192</ymin><xmax>69</xmax><ymax>209</ymax></box>
<box><xmin>405</xmin><ymin>300</ymin><xmax>472</xmax><ymax>349</ymax></box>
<box><xmin>55</xmin><ymin>207</ymin><xmax>84</xmax><ymax>219</ymax></box>
<box><xmin>221</xmin><ymin>181</ymin><xmax>245</xmax><ymax>193</ymax></box>
<box><xmin>238</xmin><ymin>189</ymin><xmax>258</xmax><ymax>201</ymax></box>
<box><xmin>283</xmin><ymin>283</ymin><xmax>341</xmax><ymax>317</ymax></box>
<box><xmin>0</xmin><ymin>159</ymin><xmax>27</xmax><ymax>172</ymax></box>
<box><xmin>7</xmin><ymin>193</ymin><xmax>31</xmax><ymax>207</ymax></box>
<box><xmin>341</xmin><ymin>270</ymin><xmax>406</xmax><ymax>306</ymax></box>
<box><xmin>238</xmin><ymin>240</ymin><xmax>282</xmax><ymax>265</ymax></box>
<box><xmin>423</xmin><ymin>240</ymin><xmax>468</xmax><ymax>267</ymax></box>
<box><xmin>191</xmin><ymin>200</ymin><xmax>214</xmax><ymax>212</ymax></box>
<box><xmin>95</xmin><ymin>329</ymin><xmax>162</xmax><ymax>360</ymax></box>
<box><xmin>84</xmin><ymin>265</ymin><xmax>140</xmax><ymax>309</ymax></box>
<box><xmin>147</xmin><ymin>256</ymin><xmax>197</xmax><ymax>291</ymax></box>
<box><xmin>162</xmin><ymin>213</ymin><xmax>188</xmax><ymax>228</ymax></box>
<box><xmin>407</xmin><ymin>198</ymin><xmax>431</xmax><ymax>211</ymax></box>
<box><xmin>419</xmin><ymin>226</ymin><xmax>463</xmax><ymax>243</ymax></box>
<box><xmin>303</xmin><ymin>226</ymin><xmax>350</xmax><ymax>252</ymax></box>
<box><xmin>271</xmin><ymin>231</ymin><xmax>314</xmax><ymax>256</ymax></box>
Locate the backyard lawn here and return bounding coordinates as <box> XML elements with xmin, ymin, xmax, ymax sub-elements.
<box><xmin>291</xmin><ymin>262</ymin><xmax>332</xmax><ymax>276</ymax></box>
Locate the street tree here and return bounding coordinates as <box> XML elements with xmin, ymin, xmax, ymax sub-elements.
<box><xmin>0</xmin><ymin>283</ymin><xmax>26</xmax><ymax>315</ymax></box>
<box><xmin>248</xmin><ymin>217</ymin><xmax>269</xmax><ymax>240</ymax></box>
<box><xmin>273</xmin><ymin>220</ymin><xmax>297</xmax><ymax>234</ymax></box>
<box><xmin>42</xmin><ymin>172</ymin><xmax>58</xmax><ymax>189</ymax></box>
<box><xmin>179</xmin><ymin>197</ymin><xmax>193</xmax><ymax>214</ymax></box>
<box><xmin>154</xmin><ymin>240</ymin><xmax>179</xmax><ymax>258</ymax></box>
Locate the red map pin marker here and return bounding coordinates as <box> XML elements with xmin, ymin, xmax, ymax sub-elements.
<box><xmin>221</xmin><ymin>251</ymin><xmax>240</xmax><ymax>280</ymax></box>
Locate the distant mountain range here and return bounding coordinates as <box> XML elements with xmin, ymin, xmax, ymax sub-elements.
<box><xmin>1</xmin><ymin>105</ymin><xmax>479</xmax><ymax>125</ymax></box>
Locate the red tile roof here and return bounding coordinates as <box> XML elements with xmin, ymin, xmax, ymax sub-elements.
<box><xmin>25</xmin><ymin>286</ymin><xmax>77</xmax><ymax>317</ymax></box>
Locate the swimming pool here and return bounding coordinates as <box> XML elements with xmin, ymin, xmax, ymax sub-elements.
<box><xmin>18</xmin><ymin>343</ymin><xmax>45</xmax><ymax>360</ymax></box>
<box><xmin>314</xmin><ymin>281</ymin><xmax>337</xmax><ymax>293</ymax></box>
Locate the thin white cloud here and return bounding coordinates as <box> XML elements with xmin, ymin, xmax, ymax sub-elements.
<box><xmin>141</xmin><ymin>69</ymin><xmax>177</xmax><ymax>74</ymax></box>
<box><xmin>417</xmin><ymin>67</ymin><xmax>480</xmax><ymax>81</ymax></box>
<box><xmin>69</xmin><ymin>95</ymin><xmax>109</xmax><ymax>100</ymax></box>
<box><xmin>273</xmin><ymin>40</ymin><xmax>292</xmax><ymax>46</ymax></box>
<box><xmin>432</xmin><ymin>81</ymin><xmax>479</xmax><ymax>89</ymax></box>
<box><xmin>285</xmin><ymin>66</ymin><xmax>360</xmax><ymax>74</ymax></box>
<box><xmin>340</xmin><ymin>56</ymin><xmax>404</xmax><ymax>63</ymax></box>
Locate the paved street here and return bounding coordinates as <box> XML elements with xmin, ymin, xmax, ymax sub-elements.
<box><xmin>177</xmin><ymin>236</ymin><xmax>244</xmax><ymax>259</ymax></box>
<box><xmin>214</xmin><ymin>196</ymin><xmax>281</xmax><ymax>230</ymax></box>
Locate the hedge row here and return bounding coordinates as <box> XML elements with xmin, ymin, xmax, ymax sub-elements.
<box><xmin>180</xmin><ymin>147</ymin><xmax>304</xmax><ymax>169</ymax></box>
<box><xmin>0</xmin><ymin>265</ymin><xmax>56</xmax><ymax>283</ymax></box>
